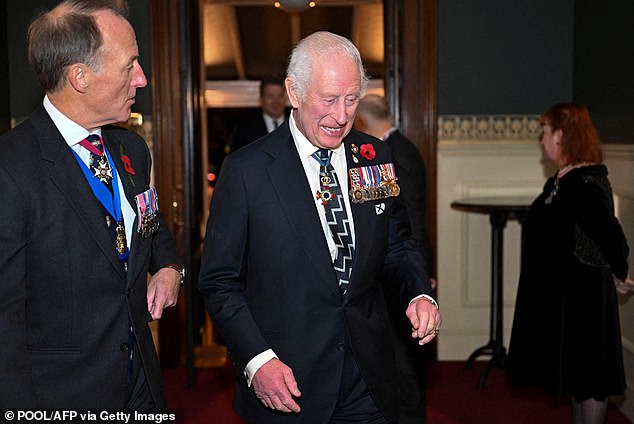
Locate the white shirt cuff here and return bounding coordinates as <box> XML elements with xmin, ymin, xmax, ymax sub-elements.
<box><xmin>244</xmin><ymin>349</ymin><xmax>278</xmax><ymax>387</ymax></box>
<box><xmin>409</xmin><ymin>294</ymin><xmax>439</xmax><ymax>309</ymax></box>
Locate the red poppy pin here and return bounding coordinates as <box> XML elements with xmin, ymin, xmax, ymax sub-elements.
<box><xmin>122</xmin><ymin>155</ymin><xmax>135</xmax><ymax>175</ymax></box>
<box><xmin>119</xmin><ymin>144</ymin><xmax>136</xmax><ymax>188</ymax></box>
<box><xmin>360</xmin><ymin>144</ymin><xmax>376</xmax><ymax>160</ymax></box>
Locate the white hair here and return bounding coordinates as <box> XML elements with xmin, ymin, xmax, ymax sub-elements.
<box><xmin>286</xmin><ymin>31</ymin><xmax>369</xmax><ymax>101</ymax></box>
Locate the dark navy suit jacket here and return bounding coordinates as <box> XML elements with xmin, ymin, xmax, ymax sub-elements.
<box><xmin>385</xmin><ymin>129</ymin><xmax>433</xmax><ymax>274</ymax></box>
<box><xmin>198</xmin><ymin>121</ymin><xmax>431</xmax><ymax>423</ymax></box>
<box><xmin>231</xmin><ymin>114</ymin><xmax>268</xmax><ymax>152</ymax></box>
<box><xmin>0</xmin><ymin>106</ymin><xmax>181</xmax><ymax>408</ymax></box>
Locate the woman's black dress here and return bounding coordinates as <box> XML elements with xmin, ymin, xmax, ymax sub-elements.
<box><xmin>507</xmin><ymin>164</ymin><xmax>629</xmax><ymax>400</ymax></box>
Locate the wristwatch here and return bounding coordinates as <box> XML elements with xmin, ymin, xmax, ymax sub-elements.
<box><xmin>165</xmin><ymin>263</ymin><xmax>185</xmax><ymax>284</ymax></box>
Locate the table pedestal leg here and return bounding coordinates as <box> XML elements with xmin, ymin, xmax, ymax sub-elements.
<box><xmin>464</xmin><ymin>211</ymin><xmax>508</xmax><ymax>389</ymax></box>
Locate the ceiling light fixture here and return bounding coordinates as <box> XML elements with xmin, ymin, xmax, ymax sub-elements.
<box><xmin>274</xmin><ymin>1</ymin><xmax>316</xmax><ymax>13</ymax></box>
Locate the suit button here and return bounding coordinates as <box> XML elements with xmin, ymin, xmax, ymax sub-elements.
<box><xmin>120</xmin><ymin>343</ymin><xmax>130</xmax><ymax>352</ymax></box>
<box><xmin>126</xmin><ymin>289</ymin><xmax>131</xmax><ymax>297</ymax></box>
<box><xmin>337</xmin><ymin>342</ymin><xmax>345</xmax><ymax>351</ymax></box>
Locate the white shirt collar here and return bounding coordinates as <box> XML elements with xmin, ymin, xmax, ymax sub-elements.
<box><xmin>43</xmin><ymin>96</ymin><xmax>101</xmax><ymax>147</ymax></box>
<box><xmin>289</xmin><ymin>111</ymin><xmax>345</xmax><ymax>160</ymax></box>
<box><xmin>263</xmin><ymin>113</ymin><xmax>284</xmax><ymax>132</ymax></box>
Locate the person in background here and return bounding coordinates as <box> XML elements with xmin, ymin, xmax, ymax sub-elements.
<box><xmin>355</xmin><ymin>94</ymin><xmax>435</xmax><ymax>281</ymax></box>
<box><xmin>0</xmin><ymin>0</ymin><xmax>183</xmax><ymax>410</ymax></box>
<box><xmin>355</xmin><ymin>93</ymin><xmax>435</xmax><ymax>423</ymax></box>
<box><xmin>507</xmin><ymin>103</ymin><xmax>634</xmax><ymax>424</ymax></box>
<box><xmin>198</xmin><ymin>31</ymin><xmax>441</xmax><ymax>423</ymax></box>
<box><xmin>231</xmin><ymin>77</ymin><xmax>287</xmax><ymax>151</ymax></box>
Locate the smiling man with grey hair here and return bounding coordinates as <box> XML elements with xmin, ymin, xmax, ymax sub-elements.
<box><xmin>199</xmin><ymin>31</ymin><xmax>440</xmax><ymax>423</ymax></box>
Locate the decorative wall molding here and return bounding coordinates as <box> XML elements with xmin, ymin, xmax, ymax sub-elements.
<box><xmin>438</xmin><ymin>114</ymin><xmax>541</xmax><ymax>142</ymax></box>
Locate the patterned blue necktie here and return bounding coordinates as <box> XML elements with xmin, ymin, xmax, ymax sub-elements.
<box><xmin>312</xmin><ymin>148</ymin><xmax>354</xmax><ymax>296</ymax></box>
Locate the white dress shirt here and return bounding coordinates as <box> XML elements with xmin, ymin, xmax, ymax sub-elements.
<box><xmin>263</xmin><ymin>113</ymin><xmax>285</xmax><ymax>133</ymax></box>
<box><xmin>43</xmin><ymin>96</ymin><xmax>136</xmax><ymax>245</ymax></box>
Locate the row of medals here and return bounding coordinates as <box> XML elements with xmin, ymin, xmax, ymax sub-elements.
<box><xmin>348</xmin><ymin>144</ymin><xmax>400</xmax><ymax>203</ymax></box>
<box><xmin>317</xmin><ymin>171</ymin><xmax>401</xmax><ymax>205</ymax></box>
<box><xmin>350</xmin><ymin>181</ymin><xmax>400</xmax><ymax>204</ymax></box>
<box><xmin>348</xmin><ymin>166</ymin><xmax>400</xmax><ymax>204</ymax></box>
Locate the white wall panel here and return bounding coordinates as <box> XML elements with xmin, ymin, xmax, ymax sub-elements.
<box><xmin>436</xmin><ymin>136</ymin><xmax>634</xmax><ymax>419</ymax></box>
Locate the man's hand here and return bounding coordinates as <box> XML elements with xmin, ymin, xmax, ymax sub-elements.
<box><xmin>147</xmin><ymin>267</ymin><xmax>181</xmax><ymax>320</ymax></box>
<box><xmin>406</xmin><ymin>297</ymin><xmax>442</xmax><ymax>345</ymax></box>
<box><xmin>252</xmin><ymin>358</ymin><xmax>302</xmax><ymax>413</ymax></box>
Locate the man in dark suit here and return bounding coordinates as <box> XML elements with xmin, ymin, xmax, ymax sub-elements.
<box><xmin>198</xmin><ymin>31</ymin><xmax>441</xmax><ymax>423</ymax></box>
<box><xmin>355</xmin><ymin>94</ymin><xmax>436</xmax><ymax>423</ymax></box>
<box><xmin>231</xmin><ymin>77</ymin><xmax>287</xmax><ymax>151</ymax></box>
<box><xmin>0</xmin><ymin>0</ymin><xmax>183</xmax><ymax>411</ymax></box>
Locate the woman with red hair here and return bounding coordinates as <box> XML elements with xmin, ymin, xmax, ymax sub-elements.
<box><xmin>508</xmin><ymin>103</ymin><xmax>634</xmax><ymax>424</ymax></box>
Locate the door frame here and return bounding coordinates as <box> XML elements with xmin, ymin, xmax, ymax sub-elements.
<box><xmin>148</xmin><ymin>0</ymin><xmax>438</xmax><ymax>366</ymax></box>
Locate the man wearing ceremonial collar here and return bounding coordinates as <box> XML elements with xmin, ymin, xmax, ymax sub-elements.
<box><xmin>198</xmin><ymin>31</ymin><xmax>441</xmax><ymax>423</ymax></box>
<box><xmin>0</xmin><ymin>0</ymin><xmax>183</xmax><ymax>411</ymax></box>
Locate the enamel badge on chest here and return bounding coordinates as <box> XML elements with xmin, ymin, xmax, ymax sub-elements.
<box><xmin>92</xmin><ymin>156</ymin><xmax>113</xmax><ymax>184</ymax></box>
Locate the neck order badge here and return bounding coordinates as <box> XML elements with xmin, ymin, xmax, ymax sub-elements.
<box><xmin>73</xmin><ymin>136</ymin><xmax>129</xmax><ymax>265</ymax></box>
<box><xmin>80</xmin><ymin>134</ymin><xmax>113</xmax><ymax>190</ymax></box>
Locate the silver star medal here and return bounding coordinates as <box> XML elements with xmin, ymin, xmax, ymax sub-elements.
<box><xmin>93</xmin><ymin>156</ymin><xmax>113</xmax><ymax>184</ymax></box>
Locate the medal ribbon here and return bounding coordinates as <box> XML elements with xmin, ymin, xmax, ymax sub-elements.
<box><xmin>354</xmin><ymin>163</ymin><xmax>398</xmax><ymax>188</ymax></box>
<box><xmin>72</xmin><ymin>145</ymin><xmax>129</xmax><ymax>261</ymax></box>
<box><xmin>143</xmin><ymin>188</ymin><xmax>157</xmax><ymax>214</ymax></box>
<box><xmin>79</xmin><ymin>138</ymin><xmax>104</xmax><ymax>156</ymax></box>
<box><xmin>379</xmin><ymin>163</ymin><xmax>397</xmax><ymax>181</ymax></box>
<box><xmin>135</xmin><ymin>188</ymin><xmax>158</xmax><ymax>236</ymax></box>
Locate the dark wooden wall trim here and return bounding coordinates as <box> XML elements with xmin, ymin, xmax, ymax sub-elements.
<box><xmin>149</xmin><ymin>0</ymin><xmax>204</xmax><ymax>369</ymax></box>
<box><xmin>400</xmin><ymin>0</ymin><xmax>438</xmax><ymax>276</ymax></box>
<box><xmin>0</xmin><ymin>4</ymin><xmax>10</xmax><ymax>134</ymax></box>
<box><xmin>149</xmin><ymin>0</ymin><xmax>184</xmax><ymax>247</ymax></box>
<box><xmin>149</xmin><ymin>0</ymin><xmax>186</xmax><ymax>366</ymax></box>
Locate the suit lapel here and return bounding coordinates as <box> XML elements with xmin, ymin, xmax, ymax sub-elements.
<box><xmin>343</xmin><ymin>135</ymin><xmax>378</xmax><ymax>299</ymax></box>
<box><xmin>264</xmin><ymin>131</ymin><xmax>342</xmax><ymax>298</ymax></box>
<box><xmin>102</xmin><ymin>132</ymin><xmax>144</xmax><ymax>287</ymax></box>
<box><xmin>32</xmin><ymin>108</ymin><xmax>126</xmax><ymax>283</ymax></box>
